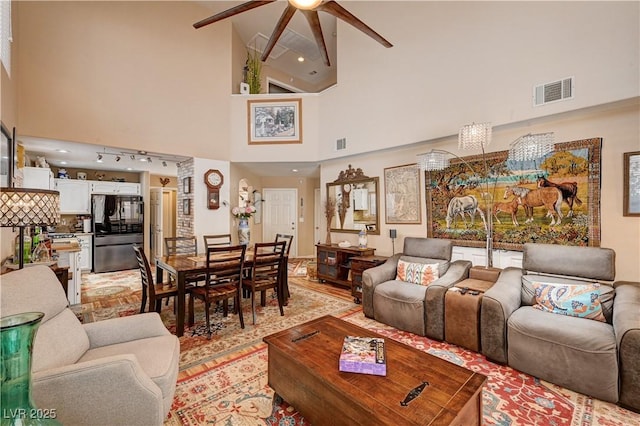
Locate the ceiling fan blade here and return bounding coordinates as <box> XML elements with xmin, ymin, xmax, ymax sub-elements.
<box><xmin>261</xmin><ymin>4</ymin><xmax>297</xmax><ymax>62</ymax></box>
<box><xmin>301</xmin><ymin>10</ymin><xmax>330</xmax><ymax>66</ymax></box>
<box><xmin>193</xmin><ymin>1</ymin><xmax>275</xmax><ymax>29</ymax></box>
<box><xmin>318</xmin><ymin>0</ymin><xmax>393</xmax><ymax>48</ymax></box>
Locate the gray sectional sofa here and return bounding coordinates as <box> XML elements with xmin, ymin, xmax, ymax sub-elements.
<box><xmin>481</xmin><ymin>243</ymin><xmax>640</xmax><ymax>412</ymax></box>
<box><xmin>362</xmin><ymin>237</ymin><xmax>472</xmax><ymax>340</ymax></box>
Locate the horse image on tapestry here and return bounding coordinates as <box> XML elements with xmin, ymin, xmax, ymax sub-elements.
<box><xmin>493</xmin><ymin>197</ymin><xmax>520</xmax><ymax>226</ymax></box>
<box><xmin>445</xmin><ymin>195</ymin><xmax>487</xmax><ymax>230</ymax></box>
<box><xmin>536</xmin><ymin>176</ymin><xmax>582</xmax><ymax>217</ymax></box>
<box><xmin>504</xmin><ymin>186</ymin><xmax>563</xmax><ymax>226</ymax></box>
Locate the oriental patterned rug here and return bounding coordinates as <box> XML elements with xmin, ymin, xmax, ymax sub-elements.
<box><xmin>76</xmin><ymin>270</ymin><xmax>639</xmax><ymax>426</ymax></box>
<box><xmin>166</xmin><ymin>310</ymin><xmax>640</xmax><ymax>426</ymax></box>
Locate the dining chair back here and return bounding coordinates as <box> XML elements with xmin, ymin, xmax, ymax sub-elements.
<box><xmin>243</xmin><ymin>241</ymin><xmax>286</xmax><ymax>324</ymax></box>
<box><xmin>275</xmin><ymin>233</ymin><xmax>294</xmax><ymax>257</ymax></box>
<box><xmin>164</xmin><ymin>236</ymin><xmax>198</xmax><ymax>256</ymax></box>
<box><xmin>189</xmin><ymin>244</ymin><xmax>247</xmax><ymax>338</ymax></box>
<box><xmin>133</xmin><ymin>245</ymin><xmax>179</xmax><ymax>313</ymax></box>
<box><xmin>203</xmin><ymin>234</ymin><xmax>232</xmax><ymax>249</ymax></box>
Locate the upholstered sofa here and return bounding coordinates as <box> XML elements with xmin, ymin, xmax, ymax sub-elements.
<box><xmin>1</xmin><ymin>265</ymin><xmax>180</xmax><ymax>425</ymax></box>
<box><xmin>481</xmin><ymin>243</ymin><xmax>640</xmax><ymax>411</ymax></box>
<box><xmin>362</xmin><ymin>237</ymin><xmax>472</xmax><ymax>340</ymax></box>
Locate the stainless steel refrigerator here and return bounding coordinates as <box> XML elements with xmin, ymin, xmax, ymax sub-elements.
<box><xmin>92</xmin><ymin>194</ymin><xmax>144</xmax><ymax>273</ymax></box>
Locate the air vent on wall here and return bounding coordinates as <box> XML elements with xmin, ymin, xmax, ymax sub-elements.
<box><xmin>336</xmin><ymin>138</ymin><xmax>346</xmax><ymax>151</ymax></box>
<box><xmin>534</xmin><ymin>77</ymin><xmax>574</xmax><ymax>106</ymax></box>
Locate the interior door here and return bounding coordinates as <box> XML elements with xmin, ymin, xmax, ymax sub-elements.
<box><xmin>263</xmin><ymin>188</ymin><xmax>297</xmax><ymax>257</ymax></box>
<box><xmin>314</xmin><ymin>188</ymin><xmax>321</xmax><ymax>245</ymax></box>
<box><xmin>150</xmin><ymin>188</ymin><xmax>163</xmax><ymax>259</ymax></box>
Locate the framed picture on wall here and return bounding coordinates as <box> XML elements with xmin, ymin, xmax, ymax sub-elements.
<box><xmin>247</xmin><ymin>98</ymin><xmax>302</xmax><ymax>144</ymax></box>
<box><xmin>183</xmin><ymin>177</ymin><xmax>191</xmax><ymax>194</ymax></box>
<box><xmin>384</xmin><ymin>163</ymin><xmax>421</xmax><ymax>224</ymax></box>
<box><xmin>183</xmin><ymin>198</ymin><xmax>191</xmax><ymax>216</ymax></box>
<box><xmin>624</xmin><ymin>151</ymin><xmax>640</xmax><ymax>216</ymax></box>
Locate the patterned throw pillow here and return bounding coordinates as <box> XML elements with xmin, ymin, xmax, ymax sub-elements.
<box><xmin>396</xmin><ymin>260</ymin><xmax>440</xmax><ymax>286</ymax></box>
<box><xmin>532</xmin><ymin>282</ymin><xmax>606</xmax><ymax>322</ymax></box>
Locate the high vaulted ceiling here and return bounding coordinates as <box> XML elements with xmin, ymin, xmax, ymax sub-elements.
<box><xmin>196</xmin><ymin>1</ymin><xmax>338</xmax><ymax>90</ymax></box>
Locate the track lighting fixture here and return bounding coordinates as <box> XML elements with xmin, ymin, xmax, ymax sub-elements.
<box><xmin>92</xmin><ymin>150</ymin><xmax>184</xmax><ymax>168</ymax></box>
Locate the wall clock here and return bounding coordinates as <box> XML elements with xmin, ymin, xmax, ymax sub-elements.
<box><xmin>204</xmin><ymin>169</ymin><xmax>224</xmax><ymax>210</ymax></box>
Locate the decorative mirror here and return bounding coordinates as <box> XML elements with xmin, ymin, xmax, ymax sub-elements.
<box><xmin>326</xmin><ymin>165</ymin><xmax>380</xmax><ymax>235</ymax></box>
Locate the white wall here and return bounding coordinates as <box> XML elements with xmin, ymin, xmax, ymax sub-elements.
<box><xmin>319</xmin><ymin>99</ymin><xmax>640</xmax><ymax>282</ymax></box>
<box><xmin>318</xmin><ymin>1</ymin><xmax>639</xmax><ymax>160</ymax></box>
<box><xmin>193</xmin><ymin>158</ymin><xmax>231</xmax><ymax>254</ymax></box>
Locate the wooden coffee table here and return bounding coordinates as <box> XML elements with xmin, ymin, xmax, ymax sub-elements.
<box><xmin>263</xmin><ymin>315</ymin><xmax>486</xmax><ymax>425</ymax></box>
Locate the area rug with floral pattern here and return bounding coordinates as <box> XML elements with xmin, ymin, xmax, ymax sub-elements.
<box><xmin>75</xmin><ymin>270</ymin><xmax>639</xmax><ymax>425</ymax></box>
<box><xmin>165</xmin><ymin>310</ymin><xmax>640</xmax><ymax>426</ymax></box>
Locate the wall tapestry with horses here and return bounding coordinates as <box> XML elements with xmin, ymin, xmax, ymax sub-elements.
<box><xmin>425</xmin><ymin>138</ymin><xmax>601</xmax><ymax>250</ymax></box>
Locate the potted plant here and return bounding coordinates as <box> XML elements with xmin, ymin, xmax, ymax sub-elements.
<box><xmin>245</xmin><ymin>48</ymin><xmax>262</xmax><ymax>94</ymax></box>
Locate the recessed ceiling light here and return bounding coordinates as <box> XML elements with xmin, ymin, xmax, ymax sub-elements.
<box><xmin>60</xmin><ymin>161</ymin><xmax>67</xmax><ymax>165</ymax></box>
<box><xmin>292</xmin><ymin>168</ymin><xmax>299</xmax><ymax>173</ymax></box>
<box><xmin>56</xmin><ymin>149</ymin><xmax>70</xmax><ymax>153</ymax></box>
<box><xmin>297</xmin><ymin>56</ymin><xmax>304</xmax><ymax>62</ymax></box>
<box><xmin>126</xmin><ymin>167</ymin><xmax>132</xmax><ymax>171</ymax></box>
<box><xmin>139</xmin><ymin>158</ymin><xmax>147</xmax><ymax>162</ymax></box>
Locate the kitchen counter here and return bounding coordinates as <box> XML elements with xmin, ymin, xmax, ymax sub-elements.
<box><xmin>51</xmin><ymin>240</ymin><xmax>81</xmax><ymax>252</ymax></box>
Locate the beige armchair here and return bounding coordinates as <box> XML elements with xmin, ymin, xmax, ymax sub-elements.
<box><xmin>1</xmin><ymin>265</ymin><xmax>179</xmax><ymax>426</ymax></box>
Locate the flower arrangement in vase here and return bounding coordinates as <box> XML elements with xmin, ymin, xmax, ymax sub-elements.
<box><xmin>324</xmin><ymin>198</ymin><xmax>337</xmax><ymax>244</ymax></box>
<box><xmin>232</xmin><ymin>204</ymin><xmax>256</xmax><ymax>245</ymax></box>
<box><xmin>231</xmin><ymin>204</ymin><xmax>257</xmax><ymax>220</ymax></box>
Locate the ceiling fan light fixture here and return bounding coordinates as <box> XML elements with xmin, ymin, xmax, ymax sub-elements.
<box><xmin>288</xmin><ymin>0</ymin><xmax>322</xmax><ymax>10</ymax></box>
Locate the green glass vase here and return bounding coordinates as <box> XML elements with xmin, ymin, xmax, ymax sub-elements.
<box><xmin>1</xmin><ymin>312</ymin><xmax>61</xmax><ymax>425</ymax></box>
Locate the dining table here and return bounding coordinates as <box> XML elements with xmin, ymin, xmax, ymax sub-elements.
<box><xmin>155</xmin><ymin>251</ymin><xmax>289</xmax><ymax>337</ymax></box>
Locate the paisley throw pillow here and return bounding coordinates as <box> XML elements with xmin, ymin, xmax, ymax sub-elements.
<box><xmin>532</xmin><ymin>282</ymin><xmax>606</xmax><ymax>322</ymax></box>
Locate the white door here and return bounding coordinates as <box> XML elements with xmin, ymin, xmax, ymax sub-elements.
<box><xmin>162</xmin><ymin>190</ymin><xmax>175</xmax><ymax>244</ymax></box>
<box><xmin>150</xmin><ymin>188</ymin><xmax>163</xmax><ymax>259</ymax></box>
<box><xmin>263</xmin><ymin>188</ymin><xmax>297</xmax><ymax>257</ymax></box>
<box><xmin>314</xmin><ymin>188</ymin><xmax>321</xmax><ymax>245</ymax></box>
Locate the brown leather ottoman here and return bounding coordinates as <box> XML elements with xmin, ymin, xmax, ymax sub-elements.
<box><xmin>445</xmin><ymin>267</ymin><xmax>500</xmax><ymax>352</ymax></box>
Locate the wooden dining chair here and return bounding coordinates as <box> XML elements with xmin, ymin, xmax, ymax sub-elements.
<box><xmin>243</xmin><ymin>241</ymin><xmax>286</xmax><ymax>325</ymax></box>
<box><xmin>164</xmin><ymin>235</ymin><xmax>205</xmax><ymax>282</ymax></box>
<box><xmin>189</xmin><ymin>244</ymin><xmax>247</xmax><ymax>338</ymax></box>
<box><xmin>203</xmin><ymin>234</ymin><xmax>232</xmax><ymax>249</ymax></box>
<box><xmin>133</xmin><ymin>245</ymin><xmax>180</xmax><ymax>314</ymax></box>
<box><xmin>275</xmin><ymin>233</ymin><xmax>294</xmax><ymax>257</ymax></box>
<box><xmin>164</xmin><ymin>236</ymin><xmax>198</xmax><ymax>256</ymax></box>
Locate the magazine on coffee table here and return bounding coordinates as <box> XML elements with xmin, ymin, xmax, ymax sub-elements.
<box><xmin>339</xmin><ymin>336</ymin><xmax>386</xmax><ymax>376</ymax></box>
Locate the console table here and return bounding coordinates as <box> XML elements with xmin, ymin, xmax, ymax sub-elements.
<box><xmin>315</xmin><ymin>244</ymin><xmax>375</xmax><ymax>289</ymax></box>
<box><xmin>350</xmin><ymin>255</ymin><xmax>388</xmax><ymax>303</ymax></box>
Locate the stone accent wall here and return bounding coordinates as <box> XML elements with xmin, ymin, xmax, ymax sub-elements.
<box><xmin>177</xmin><ymin>159</ymin><xmax>194</xmax><ymax>237</ymax></box>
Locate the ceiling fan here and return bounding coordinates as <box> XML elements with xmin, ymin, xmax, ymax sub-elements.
<box><xmin>193</xmin><ymin>0</ymin><xmax>393</xmax><ymax>67</ymax></box>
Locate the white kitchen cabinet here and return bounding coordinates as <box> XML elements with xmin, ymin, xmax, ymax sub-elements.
<box><xmin>90</xmin><ymin>180</ymin><xmax>140</xmax><ymax>195</ymax></box>
<box><xmin>55</xmin><ymin>179</ymin><xmax>91</xmax><ymax>214</ymax></box>
<box><xmin>22</xmin><ymin>167</ymin><xmax>54</xmax><ymax>189</ymax></box>
<box><xmin>77</xmin><ymin>234</ymin><xmax>93</xmax><ymax>271</ymax></box>
<box><xmin>56</xmin><ymin>249</ymin><xmax>82</xmax><ymax>305</ymax></box>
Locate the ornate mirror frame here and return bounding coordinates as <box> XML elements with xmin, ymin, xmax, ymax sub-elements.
<box><xmin>326</xmin><ymin>165</ymin><xmax>380</xmax><ymax>235</ymax></box>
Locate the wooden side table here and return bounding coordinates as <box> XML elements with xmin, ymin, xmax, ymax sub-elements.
<box><xmin>350</xmin><ymin>255</ymin><xmax>388</xmax><ymax>304</ymax></box>
<box><xmin>444</xmin><ymin>266</ymin><xmax>501</xmax><ymax>352</ymax></box>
